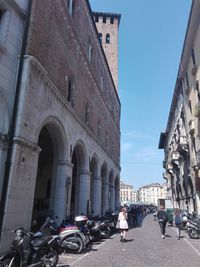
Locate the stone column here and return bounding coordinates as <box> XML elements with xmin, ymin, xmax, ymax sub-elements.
<box><xmin>110</xmin><ymin>185</ymin><xmax>115</xmax><ymax>211</ymax></box>
<box><xmin>93</xmin><ymin>176</ymin><xmax>102</xmax><ymax>216</ymax></box>
<box><xmin>102</xmin><ymin>181</ymin><xmax>109</xmax><ymax>215</ymax></box>
<box><xmin>53</xmin><ymin>160</ymin><xmax>73</xmax><ymax>224</ymax></box>
<box><xmin>0</xmin><ymin>138</ymin><xmax>8</xmax><ymax>199</ymax></box>
<box><xmin>1</xmin><ymin>138</ymin><xmax>41</xmax><ymax>251</ymax></box>
<box><xmin>78</xmin><ymin>170</ymin><xmax>90</xmax><ymax>215</ymax></box>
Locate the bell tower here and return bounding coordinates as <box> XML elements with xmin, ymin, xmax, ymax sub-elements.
<box><xmin>93</xmin><ymin>12</ymin><xmax>121</xmax><ymax>91</ymax></box>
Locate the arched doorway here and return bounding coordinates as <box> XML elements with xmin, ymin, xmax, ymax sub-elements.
<box><xmin>70</xmin><ymin>142</ymin><xmax>87</xmax><ymax>215</ymax></box>
<box><xmin>31</xmin><ymin>126</ymin><xmax>54</xmax><ymax>226</ymax></box>
<box><xmin>31</xmin><ymin>121</ymin><xmax>67</xmax><ymax>227</ymax></box>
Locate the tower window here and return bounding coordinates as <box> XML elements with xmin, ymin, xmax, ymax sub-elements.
<box><xmin>111</xmin><ymin>17</ymin><xmax>114</xmax><ymax>24</ymax></box>
<box><xmin>98</xmin><ymin>33</ymin><xmax>102</xmax><ymax>44</ymax></box>
<box><xmin>106</xmin><ymin>33</ymin><xmax>110</xmax><ymax>44</ymax></box>
<box><xmin>95</xmin><ymin>15</ymin><xmax>99</xmax><ymax>22</ymax></box>
<box><xmin>103</xmin><ymin>16</ymin><xmax>106</xmax><ymax>23</ymax></box>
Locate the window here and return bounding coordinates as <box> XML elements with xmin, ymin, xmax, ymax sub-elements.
<box><xmin>65</xmin><ymin>76</ymin><xmax>74</xmax><ymax>105</ymax></box>
<box><xmin>192</xmin><ymin>48</ymin><xmax>196</xmax><ymax>65</ymax></box>
<box><xmin>106</xmin><ymin>33</ymin><xmax>110</xmax><ymax>44</ymax></box>
<box><xmin>85</xmin><ymin>103</ymin><xmax>90</xmax><ymax>124</ymax></box>
<box><xmin>97</xmin><ymin>120</ymin><xmax>101</xmax><ymax>141</ymax></box>
<box><xmin>103</xmin><ymin>16</ymin><xmax>106</xmax><ymax>23</ymax></box>
<box><xmin>186</xmin><ymin>72</ymin><xmax>189</xmax><ymax>87</ymax></box>
<box><xmin>111</xmin><ymin>17</ymin><xmax>114</xmax><ymax>24</ymax></box>
<box><xmin>67</xmin><ymin>0</ymin><xmax>74</xmax><ymax>16</ymax></box>
<box><xmin>88</xmin><ymin>44</ymin><xmax>92</xmax><ymax>63</ymax></box>
<box><xmin>98</xmin><ymin>33</ymin><xmax>102</xmax><ymax>44</ymax></box>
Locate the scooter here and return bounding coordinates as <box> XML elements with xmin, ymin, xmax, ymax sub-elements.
<box><xmin>41</xmin><ymin>216</ymin><xmax>86</xmax><ymax>253</ymax></box>
<box><xmin>0</xmin><ymin>227</ymin><xmax>60</xmax><ymax>267</ymax></box>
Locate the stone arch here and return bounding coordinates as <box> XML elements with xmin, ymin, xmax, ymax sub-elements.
<box><xmin>71</xmin><ymin>140</ymin><xmax>88</xmax><ymax>215</ymax></box>
<box><xmin>37</xmin><ymin>116</ymin><xmax>68</xmax><ymax>160</ymax></box>
<box><xmin>32</xmin><ymin>118</ymin><xmax>68</xmax><ymax>226</ymax></box>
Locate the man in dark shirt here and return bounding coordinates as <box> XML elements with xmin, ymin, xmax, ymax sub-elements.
<box><xmin>157</xmin><ymin>205</ymin><xmax>168</xmax><ymax>239</ymax></box>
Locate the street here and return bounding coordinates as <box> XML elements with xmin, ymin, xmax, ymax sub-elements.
<box><xmin>58</xmin><ymin>214</ymin><xmax>200</xmax><ymax>267</ymax></box>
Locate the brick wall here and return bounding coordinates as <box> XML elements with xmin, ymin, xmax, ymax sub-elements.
<box><xmin>25</xmin><ymin>0</ymin><xmax>120</xmax><ymax>165</ymax></box>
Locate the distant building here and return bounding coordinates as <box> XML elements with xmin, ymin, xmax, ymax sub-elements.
<box><xmin>120</xmin><ymin>181</ymin><xmax>137</xmax><ymax>202</ymax></box>
<box><xmin>138</xmin><ymin>183</ymin><xmax>167</xmax><ymax>205</ymax></box>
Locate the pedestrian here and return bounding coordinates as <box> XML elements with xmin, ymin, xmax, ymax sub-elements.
<box><xmin>153</xmin><ymin>209</ymin><xmax>157</xmax><ymax>221</ymax></box>
<box><xmin>157</xmin><ymin>205</ymin><xmax>168</xmax><ymax>239</ymax></box>
<box><xmin>174</xmin><ymin>208</ymin><xmax>182</xmax><ymax>240</ymax></box>
<box><xmin>118</xmin><ymin>206</ymin><xmax>129</xmax><ymax>242</ymax></box>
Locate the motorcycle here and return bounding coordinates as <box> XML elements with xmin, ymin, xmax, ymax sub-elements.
<box><xmin>187</xmin><ymin>219</ymin><xmax>200</xmax><ymax>239</ymax></box>
<box><xmin>41</xmin><ymin>216</ymin><xmax>86</xmax><ymax>254</ymax></box>
<box><xmin>0</xmin><ymin>227</ymin><xmax>60</xmax><ymax>267</ymax></box>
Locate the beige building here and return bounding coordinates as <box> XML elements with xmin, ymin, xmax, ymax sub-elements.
<box><xmin>159</xmin><ymin>0</ymin><xmax>200</xmax><ymax>214</ymax></box>
<box><xmin>138</xmin><ymin>183</ymin><xmax>167</xmax><ymax>205</ymax></box>
<box><xmin>120</xmin><ymin>181</ymin><xmax>137</xmax><ymax>202</ymax></box>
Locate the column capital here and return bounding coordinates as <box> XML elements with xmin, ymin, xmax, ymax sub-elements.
<box><xmin>80</xmin><ymin>170</ymin><xmax>91</xmax><ymax>176</ymax></box>
<box><xmin>13</xmin><ymin>137</ymin><xmax>41</xmax><ymax>154</ymax></box>
<box><xmin>57</xmin><ymin>160</ymin><xmax>73</xmax><ymax>168</ymax></box>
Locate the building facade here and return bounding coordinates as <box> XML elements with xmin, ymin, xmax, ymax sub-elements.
<box><xmin>159</xmin><ymin>0</ymin><xmax>200</xmax><ymax>214</ymax></box>
<box><xmin>0</xmin><ymin>0</ymin><xmax>121</xmax><ymax>250</ymax></box>
<box><xmin>138</xmin><ymin>183</ymin><xmax>167</xmax><ymax>205</ymax></box>
<box><xmin>120</xmin><ymin>181</ymin><xmax>137</xmax><ymax>202</ymax></box>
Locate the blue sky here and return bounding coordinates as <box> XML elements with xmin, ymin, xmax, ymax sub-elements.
<box><xmin>89</xmin><ymin>0</ymin><xmax>192</xmax><ymax>189</ymax></box>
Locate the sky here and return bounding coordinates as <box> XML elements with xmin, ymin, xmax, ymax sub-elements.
<box><xmin>89</xmin><ymin>0</ymin><xmax>192</xmax><ymax>189</ymax></box>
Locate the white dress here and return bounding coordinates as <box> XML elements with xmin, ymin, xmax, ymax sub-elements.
<box><xmin>118</xmin><ymin>211</ymin><xmax>129</xmax><ymax>230</ymax></box>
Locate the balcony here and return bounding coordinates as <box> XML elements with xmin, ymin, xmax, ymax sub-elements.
<box><xmin>177</xmin><ymin>135</ymin><xmax>188</xmax><ymax>152</ymax></box>
<box><xmin>191</xmin><ymin>64</ymin><xmax>198</xmax><ymax>76</ymax></box>
<box><xmin>171</xmin><ymin>151</ymin><xmax>180</xmax><ymax>161</ymax></box>
<box><xmin>195</xmin><ymin>103</ymin><xmax>200</xmax><ymax>118</ymax></box>
<box><xmin>189</xmin><ymin>119</ymin><xmax>195</xmax><ymax>134</ymax></box>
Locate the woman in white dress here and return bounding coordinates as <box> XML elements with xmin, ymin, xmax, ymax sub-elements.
<box><xmin>118</xmin><ymin>207</ymin><xmax>129</xmax><ymax>241</ymax></box>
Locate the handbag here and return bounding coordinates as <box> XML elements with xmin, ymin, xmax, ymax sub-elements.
<box><xmin>116</xmin><ymin>220</ymin><xmax>120</xmax><ymax>229</ymax></box>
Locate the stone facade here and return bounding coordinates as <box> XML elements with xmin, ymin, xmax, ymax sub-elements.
<box><xmin>0</xmin><ymin>0</ymin><xmax>121</xmax><ymax>251</ymax></box>
<box><xmin>159</xmin><ymin>0</ymin><xmax>200</xmax><ymax>214</ymax></box>
<box><xmin>138</xmin><ymin>183</ymin><xmax>167</xmax><ymax>205</ymax></box>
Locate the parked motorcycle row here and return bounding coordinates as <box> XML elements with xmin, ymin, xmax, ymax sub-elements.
<box><xmin>171</xmin><ymin>211</ymin><xmax>200</xmax><ymax>239</ymax></box>
<box><xmin>0</xmin><ymin>211</ymin><xmax>118</xmax><ymax>266</ymax></box>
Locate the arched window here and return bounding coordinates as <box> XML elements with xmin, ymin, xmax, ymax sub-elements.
<box><xmin>88</xmin><ymin>44</ymin><xmax>92</xmax><ymax>62</ymax></box>
<box><xmin>98</xmin><ymin>33</ymin><xmax>102</xmax><ymax>44</ymax></box>
<box><xmin>106</xmin><ymin>33</ymin><xmax>110</xmax><ymax>44</ymax></box>
<box><xmin>97</xmin><ymin>120</ymin><xmax>101</xmax><ymax>141</ymax></box>
<box><xmin>67</xmin><ymin>0</ymin><xmax>74</xmax><ymax>16</ymax></box>
<box><xmin>85</xmin><ymin>103</ymin><xmax>90</xmax><ymax>124</ymax></box>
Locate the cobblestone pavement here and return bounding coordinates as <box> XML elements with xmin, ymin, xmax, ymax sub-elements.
<box><xmin>57</xmin><ymin>214</ymin><xmax>200</xmax><ymax>267</ymax></box>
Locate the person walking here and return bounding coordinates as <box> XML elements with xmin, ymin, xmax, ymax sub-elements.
<box><xmin>157</xmin><ymin>205</ymin><xmax>168</xmax><ymax>239</ymax></box>
<box><xmin>118</xmin><ymin>206</ymin><xmax>129</xmax><ymax>242</ymax></box>
<box><xmin>174</xmin><ymin>208</ymin><xmax>182</xmax><ymax>240</ymax></box>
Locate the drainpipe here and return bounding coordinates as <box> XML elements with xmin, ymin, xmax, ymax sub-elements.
<box><xmin>0</xmin><ymin>0</ymin><xmax>32</xmax><ymax>239</ymax></box>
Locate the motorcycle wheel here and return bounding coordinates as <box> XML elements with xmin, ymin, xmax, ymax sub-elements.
<box><xmin>102</xmin><ymin>229</ymin><xmax>110</xmax><ymax>239</ymax></box>
<box><xmin>0</xmin><ymin>256</ymin><xmax>16</xmax><ymax>267</ymax></box>
<box><xmin>43</xmin><ymin>249</ymin><xmax>58</xmax><ymax>267</ymax></box>
<box><xmin>188</xmin><ymin>228</ymin><xmax>200</xmax><ymax>239</ymax></box>
<box><xmin>64</xmin><ymin>237</ymin><xmax>84</xmax><ymax>254</ymax></box>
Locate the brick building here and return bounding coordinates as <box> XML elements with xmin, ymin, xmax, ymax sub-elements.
<box><xmin>0</xmin><ymin>0</ymin><xmax>121</xmax><ymax>250</ymax></box>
